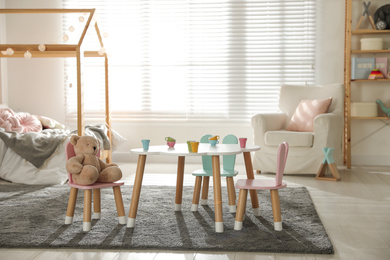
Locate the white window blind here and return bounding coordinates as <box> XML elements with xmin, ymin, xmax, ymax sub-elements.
<box><xmin>63</xmin><ymin>0</ymin><xmax>316</xmax><ymax>122</ymax></box>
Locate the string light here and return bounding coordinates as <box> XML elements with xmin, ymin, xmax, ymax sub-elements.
<box><xmin>38</xmin><ymin>44</ymin><xmax>46</xmax><ymax>52</ymax></box>
<box><xmin>6</xmin><ymin>48</ymin><xmax>14</xmax><ymax>55</ymax></box>
<box><xmin>98</xmin><ymin>47</ymin><xmax>106</xmax><ymax>55</ymax></box>
<box><xmin>24</xmin><ymin>51</ymin><xmax>32</xmax><ymax>59</ymax></box>
<box><xmin>2</xmin><ymin>13</ymin><xmax>109</xmax><ymax>59</ymax></box>
<box><xmin>63</xmin><ymin>34</ymin><xmax>69</xmax><ymax>42</ymax></box>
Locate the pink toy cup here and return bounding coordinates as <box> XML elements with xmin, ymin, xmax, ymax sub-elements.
<box><xmin>167</xmin><ymin>141</ymin><xmax>176</xmax><ymax>148</ymax></box>
<box><xmin>239</xmin><ymin>137</ymin><xmax>247</xmax><ymax>148</ymax></box>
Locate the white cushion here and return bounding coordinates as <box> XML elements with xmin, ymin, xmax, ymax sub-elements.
<box><xmin>265</xmin><ymin>130</ymin><xmax>314</xmax><ymax>147</ymax></box>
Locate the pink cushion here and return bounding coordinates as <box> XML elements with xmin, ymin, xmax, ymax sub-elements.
<box><xmin>16</xmin><ymin>113</ymin><xmax>42</xmax><ymax>133</ymax></box>
<box><xmin>286</xmin><ymin>97</ymin><xmax>332</xmax><ymax>132</ymax></box>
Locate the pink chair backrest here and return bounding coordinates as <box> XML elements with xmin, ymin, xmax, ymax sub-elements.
<box><xmin>65</xmin><ymin>141</ymin><xmax>100</xmax><ymax>185</ymax></box>
<box><xmin>275</xmin><ymin>142</ymin><xmax>289</xmax><ymax>186</ymax></box>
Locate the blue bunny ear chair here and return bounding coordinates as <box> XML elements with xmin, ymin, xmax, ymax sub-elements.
<box><xmin>191</xmin><ymin>134</ymin><xmax>239</xmax><ymax>213</ymax></box>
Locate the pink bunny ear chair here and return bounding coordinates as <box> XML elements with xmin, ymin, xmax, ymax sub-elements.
<box><xmin>64</xmin><ymin>142</ymin><xmax>126</xmax><ymax>232</ymax></box>
<box><xmin>234</xmin><ymin>142</ymin><xmax>289</xmax><ymax>231</ymax></box>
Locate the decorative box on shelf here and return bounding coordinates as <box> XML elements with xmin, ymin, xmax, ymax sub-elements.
<box><xmin>351</xmin><ymin>102</ymin><xmax>378</xmax><ymax>117</ymax></box>
<box><xmin>361</xmin><ymin>38</ymin><xmax>383</xmax><ymax>50</ymax></box>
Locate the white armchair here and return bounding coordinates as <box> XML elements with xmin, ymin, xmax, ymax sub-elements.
<box><xmin>252</xmin><ymin>84</ymin><xmax>344</xmax><ymax>174</ymax></box>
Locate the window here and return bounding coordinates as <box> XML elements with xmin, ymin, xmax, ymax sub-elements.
<box><xmin>63</xmin><ymin>0</ymin><xmax>316</xmax><ymax>122</ymax></box>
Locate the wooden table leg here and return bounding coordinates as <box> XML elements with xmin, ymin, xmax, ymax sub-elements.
<box><xmin>127</xmin><ymin>154</ymin><xmax>147</xmax><ymax>228</ymax></box>
<box><xmin>175</xmin><ymin>156</ymin><xmax>185</xmax><ymax>211</ymax></box>
<box><xmin>212</xmin><ymin>155</ymin><xmax>224</xmax><ymax>233</ymax></box>
<box><xmin>243</xmin><ymin>151</ymin><xmax>260</xmax><ymax>216</ymax></box>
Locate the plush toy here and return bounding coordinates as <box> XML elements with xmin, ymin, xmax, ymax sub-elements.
<box><xmin>66</xmin><ymin>135</ymin><xmax>122</xmax><ymax>185</ymax></box>
<box><xmin>374</xmin><ymin>4</ymin><xmax>390</xmax><ymax>29</ymax></box>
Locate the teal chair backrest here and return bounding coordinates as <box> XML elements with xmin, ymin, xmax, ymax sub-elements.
<box><xmin>200</xmin><ymin>134</ymin><xmax>212</xmax><ymax>171</ymax></box>
<box><xmin>222</xmin><ymin>134</ymin><xmax>238</xmax><ymax>172</ymax></box>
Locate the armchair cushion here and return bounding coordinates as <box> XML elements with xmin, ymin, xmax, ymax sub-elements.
<box><xmin>265</xmin><ymin>131</ymin><xmax>314</xmax><ymax>147</ymax></box>
<box><xmin>286</xmin><ymin>97</ymin><xmax>332</xmax><ymax>132</ymax></box>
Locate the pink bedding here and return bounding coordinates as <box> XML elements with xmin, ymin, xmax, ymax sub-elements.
<box><xmin>0</xmin><ymin>108</ymin><xmax>42</xmax><ymax>133</ymax></box>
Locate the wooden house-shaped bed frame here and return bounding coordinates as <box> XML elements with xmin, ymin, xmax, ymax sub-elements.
<box><xmin>0</xmin><ymin>8</ymin><xmax>113</xmax><ymax>162</ymax></box>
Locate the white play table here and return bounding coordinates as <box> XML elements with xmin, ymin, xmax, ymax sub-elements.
<box><xmin>127</xmin><ymin>143</ymin><xmax>260</xmax><ymax>233</ymax></box>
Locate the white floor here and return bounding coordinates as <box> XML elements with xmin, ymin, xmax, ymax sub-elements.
<box><xmin>1</xmin><ymin>162</ymin><xmax>390</xmax><ymax>260</ymax></box>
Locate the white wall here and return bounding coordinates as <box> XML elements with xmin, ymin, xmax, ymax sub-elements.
<box><xmin>3</xmin><ymin>0</ymin><xmax>65</xmax><ymax>122</ymax></box>
<box><xmin>2</xmin><ymin>0</ymin><xmax>389</xmax><ymax>166</ymax></box>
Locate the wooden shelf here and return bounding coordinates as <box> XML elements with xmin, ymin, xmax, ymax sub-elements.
<box><xmin>351</xmin><ymin>79</ymin><xmax>390</xmax><ymax>82</ymax></box>
<box><xmin>352</xmin><ymin>49</ymin><xmax>390</xmax><ymax>54</ymax></box>
<box><xmin>343</xmin><ymin>0</ymin><xmax>390</xmax><ymax>169</ymax></box>
<box><xmin>352</xmin><ymin>29</ymin><xmax>390</xmax><ymax>34</ymax></box>
<box><xmin>352</xmin><ymin>116</ymin><xmax>390</xmax><ymax>120</ymax></box>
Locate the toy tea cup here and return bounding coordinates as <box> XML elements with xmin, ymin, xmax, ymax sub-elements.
<box><xmin>191</xmin><ymin>141</ymin><xmax>200</xmax><ymax>153</ymax></box>
<box><xmin>187</xmin><ymin>140</ymin><xmax>195</xmax><ymax>152</ymax></box>
<box><xmin>209</xmin><ymin>139</ymin><xmax>219</xmax><ymax>146</ymax></box>
<box><xmin>239</xmin><ymin>137</ymin><xmax>247</xmax><ymax>148</ymax></box>
<box><xmin>167</xmin><ymin>141</ymin><xmax>176</xmax><ymax>148</ymax></box>
<box><xmin>165</xmin><ymin>136</ymin><xmax>176</xmax><ymax>142</ymax></box>
<box><xmin>141</xmin><ymin>139</ymin><xmax>150</xmax><ymax>150</ymax></box>
<box><xmin>209</xmin><ymin>135</ymin><xmax>220</xmax><ymax>141</ymax></box>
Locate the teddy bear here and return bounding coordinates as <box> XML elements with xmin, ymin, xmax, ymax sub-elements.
<box><xmin>66</xmin><ymin>135</ymin><xmax>122</xmax><ymax>185</ymax></box>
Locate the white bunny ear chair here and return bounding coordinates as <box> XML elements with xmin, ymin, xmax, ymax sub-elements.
<box><xmin>234</xmin><ymin>142</ymin><xmax>289</xmax><ymax>231</ymax></box>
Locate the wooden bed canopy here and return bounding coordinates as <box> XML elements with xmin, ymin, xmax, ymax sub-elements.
<box><xmin>0</xmin><ymin>8</ymin><xmax>112</xmax><ymax>162</ymax></box>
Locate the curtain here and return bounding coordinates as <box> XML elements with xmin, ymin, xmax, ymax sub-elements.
<box><xmin>63</xmin><ymin>0</ymin><xmax>316</xmax><ymax>122</ymax></box>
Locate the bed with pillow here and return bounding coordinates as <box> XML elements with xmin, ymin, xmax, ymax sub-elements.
<box><xmin>0</xmin><ymin>106</ymin><xmax>124</xmax><ymax>185</ymax></box>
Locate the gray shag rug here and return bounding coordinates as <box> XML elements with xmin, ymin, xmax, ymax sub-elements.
<box><xmin>0</xmin><ymin>184</ymin><xmax>333</xmax><ymax>254</ymax></box>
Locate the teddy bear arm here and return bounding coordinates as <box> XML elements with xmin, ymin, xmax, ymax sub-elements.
<box><xmin>66</xmin><ymin>154</ymin><xmax>85</xmax><ymax>174</ymax></box>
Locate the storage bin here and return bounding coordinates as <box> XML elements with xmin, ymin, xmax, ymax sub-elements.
<box><xmin>361</xmin><ymin>38</ymin><xmax>383</xmax><ymax>50</ymax></box>
<box><xmin>351</xmin><ymin>102</ymin><xmax>378</xmax><ymax>117</ymax></box>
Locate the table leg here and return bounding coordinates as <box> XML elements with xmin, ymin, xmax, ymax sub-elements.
<box><xmin>243</xmin><ymin>151</ymin><xmax>260</xmax><ymax>216</ymax></box>
<box><xmin>175</xmin><ymin>156</ymin><xmax>185</xmax><ymax>211</ymax></box>
<box><xmin>212</xmin><ymin>155</ymin><xmax>224</xmax><ymax>233</ymax></box>
<box><xmin>127</xmin><ymin>154</ymin><xmax>147</xmax><ymax>228</ymax></box>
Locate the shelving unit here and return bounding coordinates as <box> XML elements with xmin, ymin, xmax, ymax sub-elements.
<box><xmin>344</xmin><ymin>0</ymin><xmax>390</xmax><ymax>168</ymax></box>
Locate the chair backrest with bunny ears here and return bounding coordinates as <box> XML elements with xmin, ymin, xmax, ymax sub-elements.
<box><xmin>276</xmin><ymin>142</ymin><xmax>289</xmax><ymax>187</ymax></box>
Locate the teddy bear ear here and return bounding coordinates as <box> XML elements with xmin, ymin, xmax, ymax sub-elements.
<box><xmin>70</xmin><ymin>135</ymin><xmax>80</xmax><ymax>145</ymax></box>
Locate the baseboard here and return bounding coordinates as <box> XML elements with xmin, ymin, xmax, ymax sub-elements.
<box><xmin>351</xmin><ymin>155</ymin><xmax>390</xmax><ymax>166</ymax></box>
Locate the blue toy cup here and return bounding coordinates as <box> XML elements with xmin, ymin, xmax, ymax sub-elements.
<box><xmin>209</xmin><ymin>139</ymin><xmax>219</xmax><ymax>146</ymax></box>
<box><xmin>141</xmin><ymin>139</ymin><xmax>150</xmax><ymax>150</ymax></box>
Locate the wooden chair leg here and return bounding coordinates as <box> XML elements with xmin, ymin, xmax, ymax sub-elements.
<box><xmin>234</xmin><ymin>189</ymin><xmax>248</xmax><ymax>230</ymax></box>
<box><xmin>200</xmin><ymin>176</ymin><xmax>210</xmax><ymax>205</ymax></box>
<box><xmin>191</xmin><ymin>176</ymin><xmax>202</xmax><ymax>211</ymax></box>
<box><xmin>113</xmin><ymin>186</ymin><xmax>126</xmax><ymax>224</ymax></box>
<box><xmin>270</xmin><ymin>189</ymin><xmax>282</xmax><ymax>231</ymax></box>
<box><xmin>226</xmin><ymin>177</ymin><xmax>236</xmax><ymax>213</ymax></box>
<box><xmin>93</xmin><ymin>188</ymin><xmax>101</xmax><ymax>219</ymax></box>
<box><xmin>65</xmin><ymin>187</ymin><xmax>78</xmax><ymax>224</ymax></box>
<box><xmin>83</xmin><ymin>189</ymin><xmax>92</xmax><ymax>232</ymax></box>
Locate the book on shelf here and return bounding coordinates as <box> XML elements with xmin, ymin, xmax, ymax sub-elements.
<box><xmin>351</xmin><ymin>57</ymin><xmax>375</xmax><ymax>79</ymax></box>
<box><xmin>375</xmin><ymin>57</ymin><xmax>388</xmax><ymax>79</ymax></box>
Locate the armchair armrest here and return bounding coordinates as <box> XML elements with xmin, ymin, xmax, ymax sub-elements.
<box><xmin>313</xmin><ymin>113</ymin><xmax>343</xmax><ymax>149</ymax></box>
<box><xmin>251</xmin><ymin>113</ymin><xmax>287</xmax><ymax>131</ymax></box>
<box><xmin>252</xmin><ymin>113</ymin><xmax>287</xmax><ymax>146</ymax></box>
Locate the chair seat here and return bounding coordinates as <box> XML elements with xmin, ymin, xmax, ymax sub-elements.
<box><xmin>68</xmin><ymin>181</ymin><xmax>124</xmax><ymax>190</ymax></box>
<box><xmin>265</xmin><ymin>130</ymin><xmax>313</xmax><ymax>147</ymax></box>
<box><xmin>192</xmin><ymin>169</ymin><xmax>238</xmax><ymax>177</ymax></box>
<box><xmin>236</xmin><ymin>179</ymin><xmax>287</xmax><ymax>190</ymax></box>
